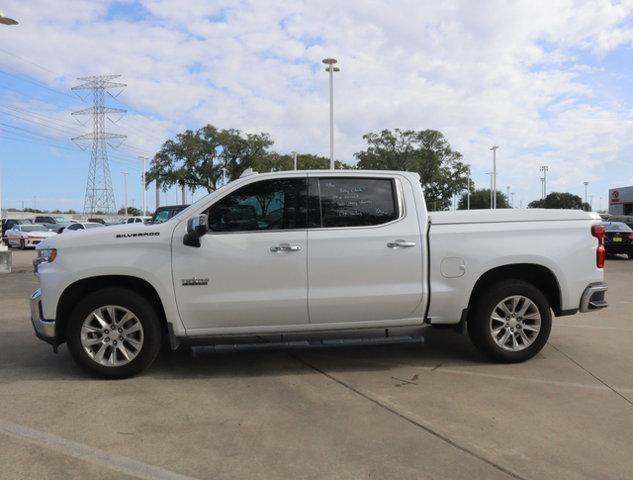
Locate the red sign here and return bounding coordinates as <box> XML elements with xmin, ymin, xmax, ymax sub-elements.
<box><xmin>611</xmin><ymin>190</ymin><xmax>620</xmax><ymax>204</ymax></box>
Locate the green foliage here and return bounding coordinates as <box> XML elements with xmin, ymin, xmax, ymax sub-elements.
<box><xmin>528</xmin><ymin>192</ymin><xmax>590</xmax><ymax>210</ymax></box>
<box><xmin>354</xmin><ymin>129</ymin><xmax>469</xmax><ymax>210</ymax></box>
<box><xmin>458</xmin><ymin>189</ymin><xmax>510</xmax><ymax>209</ymax></box>
<box><xmin>253</xmin><ymin>152</ymin><xmax>350</xmax><ymax>172</ymax></box>
<box><xmin>146</xmin><ymin>126</ymin><xmax>274</xmax><ymax>194</ymax></box>
<box><xmin>117</xmin><ymin>206</ymin><xmax>142</xmax><ymax>216</ymax></box>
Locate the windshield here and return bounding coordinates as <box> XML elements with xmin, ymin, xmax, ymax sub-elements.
<box><xmin>53</xmin><ymin>217</ymin><xmax>67</xmax><ymax>222</ymax></box>
<box><xmin>171</xmin><ymin>184</ymin><xmax>232</xmax><ymax>223</ymax></box>
<box><xmin>602</xmin><ymin>222</ymin><xmax>633</xmax><ymax>232</ymax></box>
<box><xmin>22</xmin><ymin>225</ymin><xmax>48</xmax><ymax>232</ymax></box>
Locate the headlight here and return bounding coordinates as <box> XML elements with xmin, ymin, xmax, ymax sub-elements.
<box><xmin>34</xmin><ymin>248</ymin><xmax>57</xmax><ymax>270</ymax></box>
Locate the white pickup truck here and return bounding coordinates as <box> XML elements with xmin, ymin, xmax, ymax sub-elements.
<box><xmin>30</xmin><ymin>170</ymin><xmax>608</xmax><ymax>378</ymax></box>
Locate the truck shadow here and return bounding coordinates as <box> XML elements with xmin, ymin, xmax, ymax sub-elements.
<box><xmin>149</xmin><ymin>328</ymin><xmax>485</xmax><ymax>380</ymax></box>
<box><xmin>2</xmin><ymin>327</ymin><xmax>484</xmax><ymax>381</ymax></box>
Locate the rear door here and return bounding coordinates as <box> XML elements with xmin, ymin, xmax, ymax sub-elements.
<box><xmin>306</xmin><ymin>174</ymin><xmax>425</xmax><ymax>325</ymax></box>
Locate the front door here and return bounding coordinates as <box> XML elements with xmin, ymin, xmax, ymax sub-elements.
<box><xmin>172</xmin><ymin>176</ymin><xmax>309</xmax><ymax>332</ymax></box>
<box><xmin>306</xmin><ymin>175</ymin><xmax>425</xmax><ymax>325</ymax></box>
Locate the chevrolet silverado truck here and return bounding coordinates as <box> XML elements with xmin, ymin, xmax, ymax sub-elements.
<box><xmin>30</xmin><ymin>170</ymin><xmax>608</xmax><ymax>378</ymax></box>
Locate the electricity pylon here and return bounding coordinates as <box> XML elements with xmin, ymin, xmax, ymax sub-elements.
<box><xmin>71</xmin><ymin>75</ymin><xmax>127</xmax><ymax>215</ymax></box>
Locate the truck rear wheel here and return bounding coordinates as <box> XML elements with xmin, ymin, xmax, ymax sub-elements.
<box><xmin>66</xmin><ymin>287</ymin><xmax>162</xmax><ymax>378</ymax></box>
<box><xmin>468</xmin><ymin>280</ymin><xmax>552</xmax><ymax>363</ymax></box>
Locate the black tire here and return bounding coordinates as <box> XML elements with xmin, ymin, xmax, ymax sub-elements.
<box><xmin>66</xmin><ymin>287</ymin><xmax>162</xmax><ymax>379</ymax></box>
<box><xmin>468</xmin><ymin>280</ymin><xmax>552</xmax><ymax>363</ymax></box>
<box><xmin>628</xmin><ymin>253</ymin><xmax>633</xmax><ymax>260</ymax></box>
<box><xmin>19</xmin><ymin>239</ymin><xmax>25</xmax><ymax>249</ymax></box>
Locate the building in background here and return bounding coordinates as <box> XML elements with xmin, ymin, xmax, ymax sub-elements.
<box><xmin>609</xmin><ymin>186</ymin><xmax>633</xmax><ymax>216</ymax></box>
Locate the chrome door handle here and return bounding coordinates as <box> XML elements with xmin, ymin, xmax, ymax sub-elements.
<box><xmin>270</xmin><ymin>243</ymin><xmax>302</xmax><ymax>253</ymax></box>
<box><xmin>387</xmin><ymin>239</ymin><xmax>416</xmax><ymax>249</ymax></box>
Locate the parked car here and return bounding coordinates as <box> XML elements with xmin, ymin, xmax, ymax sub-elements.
<box><xmin>605</xmin><ymin>215</ymin><xmax>633</xmax><ymax>230</ymax></box>
<box><xmin>87</xmin><ymin>218</ymin><xmax>109</xmax><ymax>225</ymax></box>
<box><xmin>2</xmin><ymin>218</ymin><xmax>32</xmax><ymax>238</ymax></box>
<box><xmin>30</xmin><ymin>170</ymin><xmax>607</xmax><ymax>378</ymax></box>
<box><xmin>601</xmin><ymin>221</ymin><xmax>633</xmax><ymax>259</ymax></box>
<box><xmin>6</xmin><ymin>224</ymin><xmax>57</xmax><ymax>249</ymax></box>
<box><xmin>117</xmin><ymin>216</ymin><xmax>151</xmax><ymax>224</ymax></box>
<box><xmin>150</xmin><ymin>204</ymin><xmax>189</xmax><ymax>224</ymax></box>
<box><xmin>60</xmin><ymin>222</ymin><xmax>105</xmax><ymax>233</ymax></box>
<box><xmin>33</xmin><ymin>216</ymin><xmax>76</xmax><ymax>233</ymax></box>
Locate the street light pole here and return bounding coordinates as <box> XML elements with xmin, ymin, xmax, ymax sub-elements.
<box><xmin>0</xmin><ymin>12</ymin><xmax>18</xmax><ymax>248</ymax></box>
<box><xmin>490</xmin><ymin>145</ymin><xmax>499</xmax><ymax>209</ymax></box>
<box><xmin>583</xmin><ymin>181</ymin><xmax>589</xmax><ymax>205</ymax></box>
<box><xmin>539</xmin><ymin>165</ymin><xmax>548</xmax><ymax>199</ymax></box>
<box><xmin>292</xmin><ymin>151</ymin><xmax>298</xmax><ymax>170</ymax></box>
<box><xmin>121</xmin><ymin>172</ymin><xmax>128</xmax><ymax>217</ymax></box>
<box><xmin>467</xmin><ymin>167</ymin><xmax>471</xmax><ymax>210</ymax></box>
<box><xmin>138</xmin><ymin>156</ymin><xmax>148</xmax><ymax>216</ymax></box>
<box><xmin>322</xmin><ymin>58</ymin><xmax>339</xmax><ymax>170</ymax></box>
<box><xmin>486</xmin><ymin>172</ymin><xmax>493</xmax><ymax>208</ymax></box>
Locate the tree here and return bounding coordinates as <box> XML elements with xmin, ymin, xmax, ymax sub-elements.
<box><xmin>528</xmin><ymin>192</ymin><xmax>590</xmax><ymax>210</ymax></box>
<box><xmin>252</xmin><ymin>152</ymin><xmax>351</xmax><ymax>172</ymax></box>
<box><xmin>354</xmin><ymin>129</ymin><xmax>469</xmax><ymax>210</ymax></box>
<box><xmin>118</xmin><ymin>206</ymin><xmax>142</xmax><ymax>216</ymax></box>
<box><xmin>146</xmin><ymin>126</ymin><xmax>274</xmax><ymax>194</ymax></box>
<box><xmin>458</xmin><ymin>189</ymin><xmax>510</xmax><ymax>209</ymax></box>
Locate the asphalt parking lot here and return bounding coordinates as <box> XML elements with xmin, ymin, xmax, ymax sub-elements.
<box><xmin>1</xmin><ymin>249</ymin><xmax>632</xmax><ymax>480</ymax></box>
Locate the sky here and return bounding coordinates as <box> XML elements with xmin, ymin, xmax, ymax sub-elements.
<box><xmin>2</xmin><ymin>0</ymin><xmax>633</xmax><ymax>212</ymax></box>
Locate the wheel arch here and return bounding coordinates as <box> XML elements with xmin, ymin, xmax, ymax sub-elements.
<box><xmin>56</xmin><ymin>275</ymin><xmax>168</xmax><ymax>344</ymax></box>
<box><xmin>467</xmin><ymin>263</ymin><xmax>563</xmax><ymax>317</ymax></box>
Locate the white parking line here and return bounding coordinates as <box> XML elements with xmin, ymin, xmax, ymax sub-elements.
<box><xmin>0</xmin><ymin>419</ymin><xmax>199</xmax><ymax>480</ymax></box>
<box><xmin>433</xmin><ymin>367</ymin><xmax>633</xmax><ymax>395</ymax></box>
<box><xmin>554</xmin><ymin>323</ymin><xmax>633</xmax><ymax>332</ymax></box>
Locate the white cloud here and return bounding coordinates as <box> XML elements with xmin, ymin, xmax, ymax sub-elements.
<box><xmin>1</xmin><ymin>0</ymin><xmax>633</xmax><ymax>206</ymax></box>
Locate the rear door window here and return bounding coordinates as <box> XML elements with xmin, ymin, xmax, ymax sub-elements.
<box><xmin>309</xmin><ymin>177</ymin><xmax>398</xmax><ymax>228</ymax></box>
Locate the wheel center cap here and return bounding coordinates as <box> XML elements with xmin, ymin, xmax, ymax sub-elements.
<box><xmin>508</xmin><ymin>318</ymin><xmax>517</xmax><ymax>329</ymax></box>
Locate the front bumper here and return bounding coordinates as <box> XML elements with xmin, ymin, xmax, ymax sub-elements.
<box><xmin>579</xmin><ymin>282</ymin><xmax>608</xmax><ymax>313</ymax></box>
<box><xmin>30</xmin><ymin>288</ymin><xmax>57</xmax><ymax>346</ymax></box>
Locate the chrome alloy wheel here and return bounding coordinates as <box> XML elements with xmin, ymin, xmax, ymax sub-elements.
<box><xmin>80</xmin><ymin>305</ymin><xmax>144</xmax><ymax>367</ymax></box>
<box><xmin>489</xmin><ymin>295</ymin><xmax>541</xmax><ymax>352</ymax></box>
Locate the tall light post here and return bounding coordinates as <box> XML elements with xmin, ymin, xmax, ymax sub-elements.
<box><xmin>539</xmin><ymin>165</ymin><xmax>549</xmax><ymax>199</ymax></box>
<box><xmin>506</xmin><ymin>185</ymin><xmax>510</xmax><ymax>207</ymax></box>
<box><xmin>292</xmin><ymin>151</ymin><xmax>298</xmax><ymax>170</ymax></box>
<box><xmin>322</xmin><ymin>58</ymin><xmax>339</xmax><ymax>170</ymax></box>
<box><xmin>583</xmin><ymin>181</ymin><xmax>589</xmax><ymax>205</ymax></box>
<box><xmin>486</xmin><ymin>172</ymin><xmax>493</xmax><ymax>208</ymax></box>
<box><xmin>121</xmin><ymin>172</ymin><xmax>128</xmax><ymax>217</ymax></box>
<box><xmin>590</xmin><ymin>195</ymin><xmax>594</xmax><ymax>212</ymax></box>
<box><xmin>490</xmin><ymin>146</ymin><xmax>499</xmax><ymax>209</ymax></box>
<box><xmin>0</xmin><ymin>12</ymin><xmax>18</xmax><ymax>249</ymax></box>
<box><xmin>511</xmin><ymin>192</ymin><xmax>515</xmax><ymax>208</ymax></box>
<box><xmin>138</xmin><ymin>156</ymin><xmax>149</xmax><ymax>215</ymax></box>
<box><xmin>466</xmin><ymin>167</ymin><xmax>471</xmax><ymax>210</ymax></box>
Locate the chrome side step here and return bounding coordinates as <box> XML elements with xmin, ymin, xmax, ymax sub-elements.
<box><xmin>190</xmin><ymin>335</ymin><xmax>424</xmax><ymax>353</ymax></box>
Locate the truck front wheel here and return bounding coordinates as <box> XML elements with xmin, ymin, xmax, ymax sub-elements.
<box><xmin>468</xmin><ymin>280</ymin><xmax>552</xmax><ymax>363</ymax></box>
<box><xmin>66</xmin><ymin>287</ymin><xmax>162</xmax><ymax>378</ymax></box>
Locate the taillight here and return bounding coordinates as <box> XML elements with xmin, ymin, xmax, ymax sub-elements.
<box><xmin>628</xmin><ymin>235</ymin><xmax>633</xmax><ymax>240</ymax></box>
<box><xmin>591</xmin><ymin>225</ymin><xmax>605</xmax><ymax>268</ymax></box>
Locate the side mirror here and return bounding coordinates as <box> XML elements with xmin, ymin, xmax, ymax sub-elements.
<box><xmin>184</xmin><ymin>214</ymin><xmax>209</xmax><ymax>247</ymax></box>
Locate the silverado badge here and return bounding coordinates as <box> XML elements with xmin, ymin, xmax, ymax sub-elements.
<box><xmin>181</xmin><ymin>278</ymin><xmax>209</xmax><ymax>286</ymax></box>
